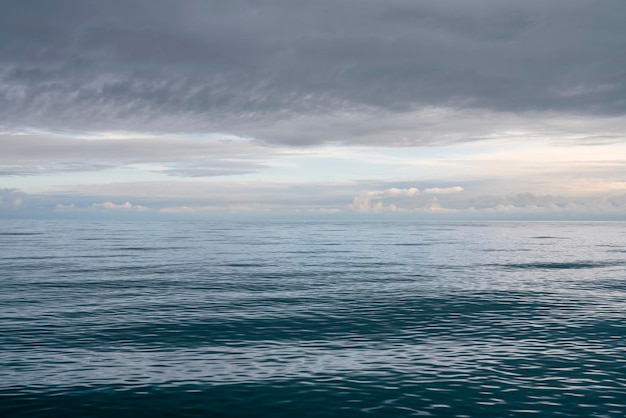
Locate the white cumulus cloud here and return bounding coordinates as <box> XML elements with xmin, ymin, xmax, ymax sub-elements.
<box><xmin>351</xmin><ymin>187</ymin><xmax>424</xmax><ymax>213</ymax></box>
<box><xmin>424</xmin><ymin>187</ymin><xmax>464</xmax><ymax>194</ymax></box>
<box><xmin>91</xmin><ymin>201</ymin><xmax>148</xmax><ymax>212</ymax></box>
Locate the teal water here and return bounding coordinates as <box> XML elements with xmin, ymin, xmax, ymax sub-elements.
<box><xmin>1</xmin><ymin>221</ymin><xmax>626</xmax><ymax>417</ymax></box>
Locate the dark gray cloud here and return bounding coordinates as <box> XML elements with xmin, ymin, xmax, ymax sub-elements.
<box><xmin>1</xmin><ymin>0</ymin><xmax>625</xmax><ymax>145</ymax></box>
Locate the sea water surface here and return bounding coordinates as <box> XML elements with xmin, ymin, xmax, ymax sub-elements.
<box><xmin>1</xmin><ymin>220</ymin><xmax>626</xmax><ymax>417</ymax></box>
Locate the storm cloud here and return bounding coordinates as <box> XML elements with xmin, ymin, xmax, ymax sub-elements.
<box><xmin>2</xmin><ymin>0</ymin><xmax>626</xmax><ymax>145</ymax></box>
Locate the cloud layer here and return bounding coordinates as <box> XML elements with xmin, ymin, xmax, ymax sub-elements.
<box><xmin>1</xmin><ymin>1</ymin><xmax>625</xmax><ymax>219</ymax></box>
<box><xmin>2</xmin><ymin>0</ymin><xmax>626</xmax><ymax>145</ymax></box>
<box><xmin>0</xmin><ymin>133</ymin><xmax>275</xmax><ymax>177</ymax></box>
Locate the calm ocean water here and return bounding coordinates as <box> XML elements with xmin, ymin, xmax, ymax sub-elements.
<box><xmin>1</xmin><ymin>220</ymin><xmax>625</xmax><ymax>417</ymax></box>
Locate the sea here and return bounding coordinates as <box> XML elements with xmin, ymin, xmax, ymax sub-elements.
<box><xmin>1</xmin><ymin>220</ymin><xmax>625</xmax><ymax>417</ymax></box>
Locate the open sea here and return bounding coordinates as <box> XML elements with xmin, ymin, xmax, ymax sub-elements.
<box><xmin>1</xmin><ymin>220</ymin><xmax>626</xmax><ymax>417</ymax></box>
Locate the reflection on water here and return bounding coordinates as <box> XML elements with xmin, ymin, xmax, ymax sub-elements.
<box><xmin>1</xmin><ymin>221</ymin><xmax>625</xmax><ymax>417</ymax></box>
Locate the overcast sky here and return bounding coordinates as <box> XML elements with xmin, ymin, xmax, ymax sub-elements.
<box><xmin>1</xmin><ymin>0</ymin><xmax>625</xmax><ymax>219</ymax></box>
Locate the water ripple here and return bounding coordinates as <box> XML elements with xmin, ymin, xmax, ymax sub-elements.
<box><xmin>1</xmin><ymin>220</ymin><xmax>626</xmax><ymax>416</ymax></box>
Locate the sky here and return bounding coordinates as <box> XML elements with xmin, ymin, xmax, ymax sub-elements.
<box><xmin>1</xmin><ymin>0</ymin><xmax>625</xmax><ymax>220</ymax></box>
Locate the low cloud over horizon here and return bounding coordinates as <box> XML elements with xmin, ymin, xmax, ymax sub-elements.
<box><xmin>1</xmin><ymin>0</ymin><xmax>625</xmax><ymax>219</ymax></box>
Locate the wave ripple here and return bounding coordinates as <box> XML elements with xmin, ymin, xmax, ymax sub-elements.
<box><xmin>1</xmin><ymin>220</ymin><xmax>626</xmax><ymax>417</ymax></box>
